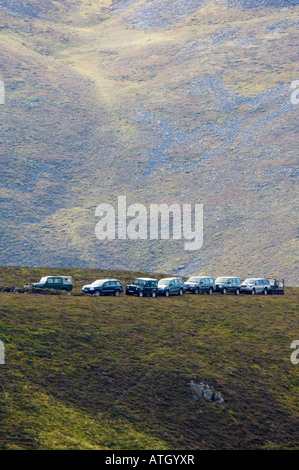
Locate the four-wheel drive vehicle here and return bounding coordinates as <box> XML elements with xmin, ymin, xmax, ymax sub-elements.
<box><xmin>82</xmin><ymin>279</ymin><xmax>123</xmax><ymax>296</ymax></box>
<box><xmin>215</xmin><ymin>277</ymin><xmax>241</xmax><ymax>295</ymax></box>
<box><xmin>240</xmin><ymin>278</ymin><xmax>270</xmax><ymax>295</ymax></box>
<box><xmin>268</xmin><ymin>278</ymin><xmax>285</xmax><ymax>295</ymax></box>
<box><xmin>157</xmin><ymin>278</ymin><xmax>185</xmax><ymax>297</ymax></box>
<box><xmin>184</xmin><ymin>276</ymin><xmax>215</xmax><ymax>295</ymax></box>
<box><xmin>32</xmin><ymin>276</ymin><xmax>73</xmax><ymax>291</ymax></box>
<box><xmin>126</xmin><ymin>278</ymin><xmax>158</xmax><ymax>297</ymax></box>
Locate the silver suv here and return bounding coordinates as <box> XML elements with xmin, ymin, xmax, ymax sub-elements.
<box><xmin>240</xmin><ymin>278</ymin><xmax>270</xmax><ymax>295</ymax></box>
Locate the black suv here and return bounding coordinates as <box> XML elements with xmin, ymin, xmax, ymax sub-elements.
<box><xmin>82</xmin><ymin>279</ymin><xmax>123</xmax><ymax>296</ymax></box>
<box><xmin>126</xmin><ymin>278</ymin><xmax>158</xmax><ymax>297</ymax></box>
<box><xmin>215</xmin><ymin>277</ymin><xmax>242</xmax><ymax>295</ymax></box>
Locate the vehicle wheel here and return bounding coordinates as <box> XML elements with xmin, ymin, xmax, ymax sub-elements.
<box><xmin>152</xmin><ymin>290</ymin><xmax>157</xmax><ymax>298</ymax></box>
<box><xmin>251</xmin><ymin>288</ymin><xmax>256</xmax><ymax>295</ymax></box>
<box><xmin>235</xmin><ymin>288</ymin><xmax>240</xmax><ymax>295</ymax></box>
<box><xmin>208</xmin><ymin>287</ymin><xmax>213</xmax><ymax>295</ymax></box>
<box><xmin>222</xmin><ymin>288</ymin><xmax>227</xmax><ymax>295</ymax></box>
<box><xmin>165</xmin><ymin>290</ymin><xmax>170</xmax><ymax>298</ymax></box>
<box><xmin>138</xmin><ymin>290</ymin><xmax>144</xmax><ymax>298</ymax></box>
<box><xmin>263</xmin><ymin>288</ymin><xmax>268</xmax><ymax>295</ymax></box>
<box><xmin>194</xmin><ymin>287</ymin><xmax>199</xmax><ymax>295</ymax></box>
<box><xmin>179</xmin><ymin>288</ymin><xmax>183</xmax><ymax>296</ymax></box>
<box><xmin>95</xmin><ymin>290</ymin><xmax>100</xmax><ymax>297</ymax></box>
<box><xmin>114</xmin><ymin>290</ymin><xmax>120</xmax><ymax>297</ymax></box>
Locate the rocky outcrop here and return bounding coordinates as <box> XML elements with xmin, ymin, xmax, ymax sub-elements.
<box><xmin>190</xmin><ymin>380</ymin><xmax>224</xmax><ymax>404</ymax></box>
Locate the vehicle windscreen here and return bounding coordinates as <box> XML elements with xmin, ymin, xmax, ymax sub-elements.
<box><xmin>215</xmin><ymin>278</ymin><xmax>228</xmax><ymax>283</ymax></box>
<box><xmin>243</xmin><ymin>279</ymin><xmax>256</xmax><ymax>285</ymax></box>
<box><xmin>187</xmin><ymin>277</ymin><xmax>200</xmax><ymax>283</ymax></box>
<box><xmin>92</xmin><ymin>280</ymin><xmax>105</xmax><ymax>286</ymax></box>
<box><xmin>158</xmin><ymin>280</ymin><xmax>170</xmax><ymax>286</ymax></box>
<box><xmin>39</xmin><ymin>277</ymin><xmax>48</xmax><ymax>283</ymax></box>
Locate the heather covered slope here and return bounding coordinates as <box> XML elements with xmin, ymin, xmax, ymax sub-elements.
<box><xmin>0</xmin><ymin>266</ymin><xmax>298</xmax><ymax>449</ymax></box>
<box><xmin>0</xmin><ymin>1</ymin><xmax>298</xmax><ymax>283</ymax></box>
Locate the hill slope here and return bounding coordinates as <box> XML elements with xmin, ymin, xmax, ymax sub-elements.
<box><xmin>0</xmin><ymin>266</ymin><xmax>298</xmax><ymax>450</ymax></box>
<box><xmin>0</xmin><ymin>0</ymin><xmax>298</xmax><ymax>283</ymax></box>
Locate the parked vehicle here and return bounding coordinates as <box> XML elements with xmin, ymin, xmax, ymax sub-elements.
<box><xmin>184</xmin><ymin>276</ymin><xmax>215</xmax><ymax>295</ymax></box>
<box><xmin>32</xmin><ymin>276</ymin><xmax>73</xmax><ymax>292</ymax></box>
<box><xmin>215</xmin><ymin>277</ymin><xmax>241</xmax><ymax>295</ymax></box>
<box><xmin>126</xmin><ymin>278</ymin><xmax>158</xmax><ymax>297</ymax></box>
<box><xmin>240</xmin><ymin>278</ymin><xmax>271</xmax><ymax>295</ymax></box>
<box><xmin>157</xmin><ymin>277</ymin><xmax>185</xmax><ymax>297</ymax></box>
<box><xmin>268</xmin><ymin>278</ymin><xmax>285</xmax><ymax>295</ymax></box>
<box><xmin>82</xmin><ymin>279</ymin><xmax>123</xmax><ymax>296</ymax></box>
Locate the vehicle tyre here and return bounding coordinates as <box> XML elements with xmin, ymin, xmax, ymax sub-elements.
<box><xmin>165</xmin><ymin>290</ymin><xmax>170</xmax><ymax>298</ymax></box>
<box><xmin>251</xmin><ymin>288</ymin><xmax>256</xmax><ymax>295</ymax></box>
<box><xmin>208</xmin><ymin>287</ymin><xmax>213</xmax><ymax>295</ymax></box>
<box><xmin>194</xmin><ymin>287</ymin><xmax>199</xmax><ymax>295</ymax></box>
<box><xmin>235</xmin><ymin>288</ymin><xmax>240</xmax><ymax>295</ymax></box>
<box><xmin>114</xmin><ymin>290</ymin><xmax>120</xmax><ymax>297</ymax></box>
<box><xmin>95</xmin><ymin>290</ymin><xmax>101</xmax><ymax>297</ymax></box>
<box><xmin>222</xmin><ymin>288</ymin><xmax>227</xmax><ymax>295</ymax></box>
<box><xmin>152</xmin><ymin>290</ymin><xmax>157</xmax><ymax>298</ymax></box>
<box><xmin>263</xmin><ymin>288</ymin><xmax>268</xmax><ymax>295</ymax></box>
<box><xmin>179</xmin><ymin>288</ymin><xmax>183</xmax><ymax>296</ymax></box>
<box><xmin>138</xmin><ymin>290</ymin><xmax>144</xmax><ymax>298</ymax></box>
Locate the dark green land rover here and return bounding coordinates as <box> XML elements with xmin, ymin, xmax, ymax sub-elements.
<box><xmin>32</xmin><ymin>276</ymin><xmax>73</xmax><ymax>292</ymax></box>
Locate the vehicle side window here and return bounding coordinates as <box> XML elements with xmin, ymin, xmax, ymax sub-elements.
<box><xmin>54</xmin><ymin>279</ymin><xmax>61</xmax><ymax>284</ymax></box>
<box><xmin>47</xmin><ymin>278</ymin><xmax>53</xmax><ymax>284</ymax></box>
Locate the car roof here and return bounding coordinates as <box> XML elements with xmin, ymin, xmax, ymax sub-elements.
<box><xmin>135</xmin><ymin>278</ymin><xmax>158</xmax><ymax>281</ymax></box>
<box><xmin>189</xmin><ymin>276</ymin><xmax>213</xmax><ymax>278</ymax></box>
<box><xmin>244</xmin><ymin>278</ymin><xmax>267</xmax><ymax>280</ymax></box>
<box><xmin>45</xmin><ymin>276</ymin><xmax>72</xmax><ymax>279</ymax></box>
<box><xmin>216</xmin><ymin>276</ymin><xmax>240</xmax><ymax>279</ymax></box>
<box><xmin>159</xmin><ymin>277</ymin><xmax>181</xmax><ymax>280</ymax></box>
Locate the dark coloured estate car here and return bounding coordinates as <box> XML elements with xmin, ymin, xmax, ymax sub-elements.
<box><xmin>184</xmin><ymin>276</ymin><xmax>215</xmax><ymax>295</ymax></box>
<box><xmin>240</xmin><ymin>278</ymin><xmax>271</xmax><ymax>295</ymax></box>
<box><xmin>157</xmin><ymin>278</ymin><xmax>185</xmax><ymax>297</ymax></box>
<box><xmin>82</xmin><ymin>279</ymin><xmax>123</xmax><ymax>296</ymax></box>
<box><xmin>126</xmin><ymin>278</ymin><xmax>158</xmax><ymax>297</ymax></box>
<box><xmin>215</xmin><ymin>277</ymin><xmax>242</xmax><ymax>295</ymax></box>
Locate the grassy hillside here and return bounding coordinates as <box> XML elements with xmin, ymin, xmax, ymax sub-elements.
<box><xmin>0</xmin><ymin>0</ymin><xmax>298</xmax><ymax>284</ymax></box>
<box><xmin>0</xmin><ymin>266</ymin><xmax>298</xmax><ymax>449</ymax></box>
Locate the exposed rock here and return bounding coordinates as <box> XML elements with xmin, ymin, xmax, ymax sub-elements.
<box><xmin>190</xmin><ymin>380</ymin><xmax>224</xmax><ymax>404</ymax></box>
